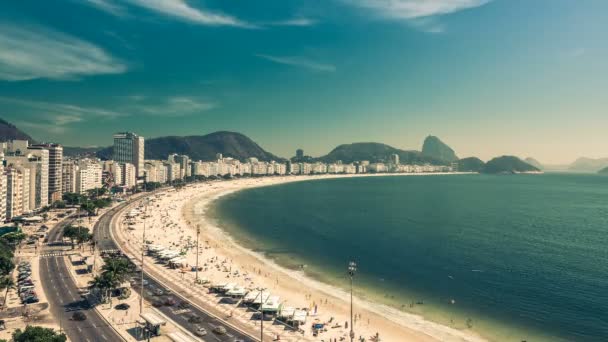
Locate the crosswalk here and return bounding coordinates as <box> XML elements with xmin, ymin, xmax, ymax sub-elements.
<box><xmin>39</xmin><ymin>251</ymin><xmax>78</xmax><ymax>258</ymax></box>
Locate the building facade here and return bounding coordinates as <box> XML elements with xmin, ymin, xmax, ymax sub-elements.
<box><xmin>113</xmin><ymin>132</ymin><xmax>144</xmax><ymax>178</ymax></box>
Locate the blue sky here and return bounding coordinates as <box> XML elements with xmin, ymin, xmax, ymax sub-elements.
<box><xmin>0</xmin><ymin>0</ymin><xmax>606</xmax><ymax>163</ymax></box>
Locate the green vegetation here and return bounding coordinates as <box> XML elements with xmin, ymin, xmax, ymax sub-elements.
<box><xmin>317</xmin><ymin>142</ymin><xmax>442</xmax><ymax>165</ymax></box>
<box><xmin>482</xmin><ymin>156</ymin><xmax>540</xmax><ymax>174</ymax></box>
<box><xmin>0</xmin><ymin>235</ymin><xmax>21</xmax><ymax>297</ymax></box>
<box><xmin>12</xmin><ymin>326</ymin><xmax>67</xmax><ymax>342</ymax></box>
<box><xmin>421</xmin><ymin>135</ymin><xmax>458</xmax><ymax>163</ymax></box>
<box><xmin>89</xmin><ymin>257</ymin><xmax>133</xmax><ymax>302</ymax></box>
<box><xmin>63</xmin><ymin>226</ymin><xmax>92</xmax><ymax>248</ymax></box>
<box><xmin>457</xmin><ymin>157</ymin><xmax>485</xmax><ymax>172</ymax></box>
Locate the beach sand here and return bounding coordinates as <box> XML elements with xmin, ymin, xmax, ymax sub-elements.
<box><xmin>118</xmin><ymin>173</ymin><xmax>486</xmax><ymax>342</ymax></box>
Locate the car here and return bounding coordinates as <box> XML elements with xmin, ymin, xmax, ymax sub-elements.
<box><xmin>153</xmin><ymin>289</ymin><xmax>164</xmax><ymax>296</ymax></box>
<box><xmin>115</xmin><ymin>303</ymin><xmax>130</xmax><ymax>310</ymax></box>
<box><xmin>22</xmin><ymin>296</ymin><xmax>39</xmax><ymax>304</ymax></box>
<box><xmin>164</xmin><ymin>298</ymin><xmax>176</xmax><ymax>306</ymax></box>
<box><xmin>152</xmin><ymin>301</ymin><xmax>163</xmax><ymax>307</ymax></box>
<box><xmin>187</xmin><ymin>315</ymin><xmax>202</xmax><ymax>324</ymax></box>
<box><xmin>212</xmin><ymin>326</ymin><xmax>227</xmax><ymax>335</ymax></box>
<box><xmin>177</xmin><ymin>301</ymin><xmax>189</xmax><ymax>309</ymax></box>
<box><xmin>194</xmin><ymin>327</ymin><xmax>207</xmax><ymax>336</ymax></box>
<box><xmin>71</xmin><ymin>312</ymin><xmax>87</xmax><ymax>321</ymax></box>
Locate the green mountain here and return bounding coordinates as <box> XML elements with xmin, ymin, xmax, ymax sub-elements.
<box><xmin>421</xmin><ymin>135</ymin><xmax>458</xmax><ymax>163</ymax></box>
<box><xmin>482</xmin><ymin>156</ymin><xmax>540</xmax><ymax>174</ymax></box>
<box><xmin>567</xmin><ymin>157</ymin><xmax>608</xmax><ymax>173</ymax></box>
<box><xmin>524</xmin><ymin>157</ymin><xmax>543</xmax><ymax>170</ymax></box>
<box><xmin>598</xmin><ymin>167</ymin><xmax>608</xmax><ymax>175</ymax></box>
<box><xmin>457</xmin><ymin>157</ymin><xmax>485</xmax><ymax>172</ymax></box>
<box><xmin>316</xmin><ymin>142</ymin><xmax>442</xmax><ymax>164</ymax></box>
<box><xmin>92</xmin><ymin>131</ymin><xmax>283</xmax><ymax>162</ymax></box>
<box><xmin>0</xmin><ymin>118</ymin><xmax>34</xmax><ymax>142</ymax></box>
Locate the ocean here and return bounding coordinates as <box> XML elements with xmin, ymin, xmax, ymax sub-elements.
<box><xmin>209</xmin><ymin>173</ymin><xmax>608</xmax><ymax>341</ymax></box>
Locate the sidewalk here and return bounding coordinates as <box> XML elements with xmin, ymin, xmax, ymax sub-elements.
<box><xmin>112</xmin><ymin>198</ymin><xmax>309</xmax><ymax>342</ymax></box>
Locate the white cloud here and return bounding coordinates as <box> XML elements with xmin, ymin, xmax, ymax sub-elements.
<box><xmin>0</xmin><ymin>97</ymin><xmax>123</xmax><ymax>133</ymax></box>
<box><xmin>0</xmin><ymin>23</ymin><xmax>127</xmax><ymax>81</ymax></box>
<box><xmin>255</xmin><ymin>54</ymin><xmax>336</xmax><ymax>72</ymax></box>
<box><xmin>125</xmin><ymin>0</ymin><xmax>252</xmax><ymax>27</ymax></box>
<box><xmin>269</xmin><ymin>18</ymin><xmax>317</xmax><ymax>27</ymax></box>
<box><xmin>82</xmin><ymin>0</ymin><xmax>126</xmax><ymax>17</ymax></box>
<box><xmin>343</xmin><ymin>0</ymin><xmax>490</xmax><ymax>19</ymax></box>
<box><xmin>130</xmin><ymin>96</ymin><xmax>216</xmax><ymax>116</ymax></box>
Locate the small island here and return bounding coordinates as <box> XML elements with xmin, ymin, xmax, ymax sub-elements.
<box><xmin>482</xmin><ymin>156</ymin><xmax>541</xmax><ymax>174</ymax></box>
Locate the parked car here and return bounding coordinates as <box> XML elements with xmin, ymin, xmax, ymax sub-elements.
<box><xmin>164</xmin><ymin>298</ymin><xmax>176</xmax><ymax>306</ymax></box>
<box><xmin>115</xmin><ymin>303</ymin><xmax>130</xmax><ymax>310</ymax></box>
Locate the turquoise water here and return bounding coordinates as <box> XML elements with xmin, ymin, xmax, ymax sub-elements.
<box><xmin>210</xmin><ymin>174</ymin><xmax>608</xmax><ymax>341</ymax></box>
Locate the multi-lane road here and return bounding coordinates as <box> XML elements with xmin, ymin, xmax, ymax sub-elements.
<box><xmin>94</xmin><ymin>197</ymin><xmax>257</xmax><ymax>342</ymax></box>
<box><xmin>39</xmin><ymin>214</ymin><xmax>124</xmax><ymax>342</ymax></box>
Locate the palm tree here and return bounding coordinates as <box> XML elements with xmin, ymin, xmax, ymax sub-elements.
<box><xmin>0</xmin><ymin>276</ymin><xmax>15</xmax><ymax>311</ymax></box>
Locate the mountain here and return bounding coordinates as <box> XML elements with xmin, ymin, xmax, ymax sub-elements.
<box><xmin>599</xmin><ymin>167</ymin><xmax>608</xmax><ymax>175</ymax></box>
<box><xmin>482</xmin><ymin>156</ymin><xmax>540</xmax><ymax>174</ymax></box>
<box><xmin>524</xmin><ymin>157</ymin><xmax>543</xmax><ymax>170</ymax></box>
<box><xmin>91</xmin><ymin>131</ymin><xmax>283</xmax><ymax>162</ymax></box>
<box><xmin>421</xmin><ymin>135</ymin><xmax>458</xmax><ymax>163</ymax></box>
<box><xmin>568</xmin><ymin>157</ymin><xmax>608</xmax><ymax>173</ymax></box>
<box><xmin>457</xmin><ymin>157</ymin><xmax>485</xmax><ymax>172</ymax></box>
<box><xmin>63</xmin><ymin>146</ymin><xmax>104</xmax><ymax>158</ymax></box>
<box><xmin>0</xmin><ymin>118</ymin><xmax>34</xmax><ymax>142</ymax></box>
<box><xmin>316</xmin><ymin>142</ymin><xmax>442</xmax><ymax>165</ymax></box>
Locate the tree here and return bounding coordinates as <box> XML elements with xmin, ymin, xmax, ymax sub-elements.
<box><xmin>51</xmin><ymin>200</ymin><xmax>66</xmax><ymax>209</ymax></box>
<box><xmin>13</xmin><ymin>325</ymin><xmax>67</xmax><ymax>342</ymax></box>
<box><xmin>0</xmin><ymin>276</ymin><xmax>15</xmax><ymax>311</ymax></box>
<box><xmin>63</xmin><ymin>226</ymin><xmax>92</xmax><ymax>248</ymax></box>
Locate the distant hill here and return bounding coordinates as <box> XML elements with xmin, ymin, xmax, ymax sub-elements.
<box><xmin>568</xmin><ymin>157</ymin><xmax>608</xmax><ymax>173</ymax></box>
<box><xmin>483</xmin><ymin>156</ymin><xmax>540</xmax><ymax>174</ymax></box>
<box><xmin>598</xmin><ymin>166</ymin><xmax>608</xmax><ymax>175</ymax></box>
<box><xmin>91</xmin><ymin>131</ymin><xmax>284</xmax><ymax>162</ymax></box>
<box><xmin>63</xmin><ymin>146</ymin><xmax>104</xmax><ymax>158</ymax></box>
<box><xmin>0</xmin><ymin>118</ymin><xmax>34</xmax><ymax>142</ymax></box>
<box><xmin>457</xmin><ymin>157</ymin><xmax>485</xmax><ymax>172</ymax></box>
<box><xmin>421</xmin><ymin>135</ymin><xmax>458</xmax><ymax>163</ymax></box>
<box><xmin>524</xmin><ymin>157</ymin><xmax>543</xmax><ymax>170</ymax></box>
<box><xmin>316</xmin><ymin>142</ymin><xmax>442</xmax><ymax>165</ymax></box>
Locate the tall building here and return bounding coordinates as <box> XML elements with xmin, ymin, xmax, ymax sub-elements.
<box><xmin>76</xmin><ymin>159</ymin><xmax>102</xmax><ymax>194</ymax></box>
<box><xmin>296</xmin><ymin>149</ymin><xmax>304</xmax><ymax>159</ymax></box>
<box><xmin>31</xmin><ymin>143</ymin><xmax>63</xmax><ymax>202</ymax></box>
<box><xmin>113</xmin><ymin>132</ymin><xmax>144</xmax><ymax>178</ymax></box>
<box><xmin>62</xmin><ymin>161</ymin><xmax>79</xmax><ymax>193</ymax></box>
<box><xmin>390</xmin><ymin>154</ymin><xmax>400</xmax><ymax>165</ymax></box>
<box><xmin>0</xmin><ymin>167</ymin><xmax>6</xmax><ymax>222</ymax></box>
<box><xmin>4</xmin><ymin>140</ymin><xmax>49</xmax><ymax>208</ymax></box>
<box><xmin>5</xmin><ymin>167</ymin><xmax>23</xmax><ymax>219</ymax></box>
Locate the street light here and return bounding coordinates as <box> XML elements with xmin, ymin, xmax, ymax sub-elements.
<box><xmin>195</xmin><ymin>224</ymin><xmax>200</xmax><ymax>283</ymax></box>
<box><xmin>139</xmin><ymin>199</ymin><xmax>149</xmax><ymax>315</ymax></box>
<box><xmin>257</xmin><ymin>287</ymin><xmax>266</xmax><ymax>342</ymax></box>
<box><xmin>348</xmin><ymin>261</ymin><xmax>357</xmax><ymax>342</ymax></box>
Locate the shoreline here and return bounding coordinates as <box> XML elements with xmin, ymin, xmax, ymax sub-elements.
<box><xmin>182</xmin><ymin>172</ymin><xmax>486</xmax><ymax>341</ymax></box>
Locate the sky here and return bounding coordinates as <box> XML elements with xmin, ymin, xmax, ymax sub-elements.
<box><xmin>0</xmin><ymin>0</ymin><xmax>607</xmax><ymax>164</ymax></box>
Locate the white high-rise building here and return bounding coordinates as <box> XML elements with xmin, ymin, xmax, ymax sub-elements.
<box><xmin>0</xmin><ymin>167</ymin><xmax>6</xmax><ymax>223</ymax></box>
<box><xmin>31</xmin><ymin>143</ymin><xmax>63</xmax><ymax>202</ymax></box>
<box><xmin>76</xmin><ymin>159</ymin><xmax>102</xmax><ymax>194</ymax></box>
<box><xmin>113</xmin><ymin>132</ymin><xmax>144</xmax><ymax>178</ymax></box>
<box><xmin>62</xmin><ymin>161</ymin><xmax>79</xmax><ymax>193</ymax></box>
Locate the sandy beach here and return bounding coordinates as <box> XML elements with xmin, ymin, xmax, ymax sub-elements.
<box><xmin>118</xmin><ymin>173</ymin><xmax>486</xmax><ymax>342</ymax></box>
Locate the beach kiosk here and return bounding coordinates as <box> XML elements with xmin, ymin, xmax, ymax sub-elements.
<box><xmin>292</xmin><ymin>309</ymin><xmax>308</xmax><ymax>329</ymax></box>
<box><xmin>262</xmin><ymin>296</ymin><xmax>281</xmax><ymax>316</ymax></box>
<box><xmin>140</xmin><ymin>312</ymin><xmax>166</xmax><ymax>337</ymax></box>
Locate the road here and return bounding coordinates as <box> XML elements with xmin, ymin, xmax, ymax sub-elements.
<box><xmin>39</xmin><ymin>214</ymin><xmax>124</xmax><ymax>342</ymax></box>
<box><xmin>94</xmin><ymin>197</ymin><xmax>258</xmax><ymax>342</ymax></box>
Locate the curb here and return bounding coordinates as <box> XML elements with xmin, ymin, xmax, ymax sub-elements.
<box><xmin>108</xmin><ymin>194</ymin><xmax>263</xmax><ymax>342</ymax></box>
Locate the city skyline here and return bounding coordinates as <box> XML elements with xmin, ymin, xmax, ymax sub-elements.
<box><xmin>1</xmin><ymin>0</ymin><xmax>607</xmax><ymax>164</ymax></box>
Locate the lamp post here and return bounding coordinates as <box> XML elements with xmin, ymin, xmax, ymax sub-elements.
<box><xmin>348</xmin><ymin>261</ymin><xmax>357</xmax><ymax>342</ymax></box>
<box><xmin>195</xmin><ymin>224</ymin><xmax>200</xmax><ymax>283</ymax></box>
<box><xmin>257</xmin><ymin>287</ymin><xmax>266</xmax><ymax>341</ymax></box>
<box><xmin>139</xmin><ymin>199</ymin><xmax>149</xmax><ymax>315</ymax></box>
